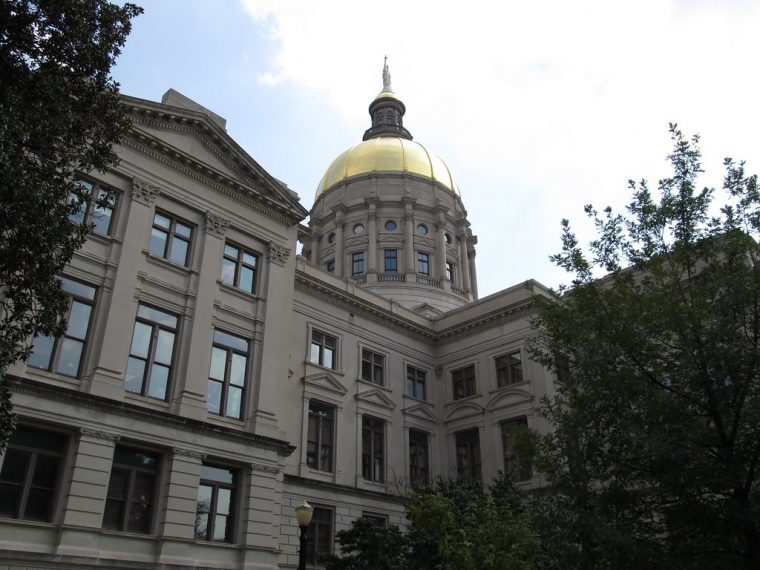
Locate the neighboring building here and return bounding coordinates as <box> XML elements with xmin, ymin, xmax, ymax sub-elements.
<box><xmin>0</xmin><ymin>66</ymin><xmax>560</xmax><ymax>569</ymax></box>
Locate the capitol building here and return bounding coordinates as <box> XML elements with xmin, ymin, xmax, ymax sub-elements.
<box><xmin>0</xmin><ymin>65</ymin><xmax>560</xmax><ymax>568</ymax></box>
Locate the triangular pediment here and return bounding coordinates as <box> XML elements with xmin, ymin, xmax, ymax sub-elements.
<box><xmin>412</xmin><ymin>303</ymin><xmax>443</xmax><ymax>319</ymax></box>
<box><xmin>402</xmin><ymin>402</ymin><xmax>437</xmax><ymax>422</ymax></box>
<box><xmin>303</xmin><ymin>372</ymin><xmax>348</xmax><ymax>396</ymax></box>
<box><xmin>122</xmin><ymin>93</ymin><xmax>308</xmax><ymax>223</ymax></box>
<box><xmin>486</xmin><ymin>387</ymin><xmax>533</xmax><ymax>411</ymax></box>
<box><xmin>355</xmin><ymin>388</ymin><xmax>395</xmax><ymax>410</ymax></box>
<box><xmin>445</xmin><ymin>401</ymin><xmax>485</xmax><ymax>422</ymax></box>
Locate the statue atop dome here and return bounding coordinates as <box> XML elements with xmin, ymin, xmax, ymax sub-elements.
<box><xmin>382</xmin><ymin>56</ymin><xmax>392</xmax><ymax>92</ymax></box>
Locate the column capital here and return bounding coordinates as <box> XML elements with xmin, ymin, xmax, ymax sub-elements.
<box><xmin>205</xmin><ymin>211</ymin><xmax>230</xmax><ymax>238</ymax></box>
<box><xmin>131</xmin><ymin>177</ymin><xmax>161</xmax><ymax>206</ymax></box>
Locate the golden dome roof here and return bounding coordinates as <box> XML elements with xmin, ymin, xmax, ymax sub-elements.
<box><xmin>316</xmin><ymin>137</ymin><xmax>460</xmax><ymax>197</ymax></box>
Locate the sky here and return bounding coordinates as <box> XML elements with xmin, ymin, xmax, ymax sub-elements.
<box><xmin>112</xmin><ymin>0</ymin><xmax>760</xmax><ymax>297</ymax></box>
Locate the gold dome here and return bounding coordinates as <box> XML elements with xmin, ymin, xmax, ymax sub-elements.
<box><xmin>316</xmin><ymin>137</ymin><xmax>460</xmax><ymax>197</ymax></box>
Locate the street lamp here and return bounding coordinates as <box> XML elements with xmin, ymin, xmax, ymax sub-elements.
<box><xmin>295</xmin><ymin>500</ymin><xmax>314</xmax><ymax>570</ymax></box>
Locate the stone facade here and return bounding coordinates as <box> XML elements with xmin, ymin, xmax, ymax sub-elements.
<box><xmin>0</xmin><ymin>84</ymin><xmax>560</xmax><ymax>569</ymax></box>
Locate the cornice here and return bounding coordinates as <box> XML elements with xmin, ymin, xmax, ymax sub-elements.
<box><xmin>434</xmin><ymin>302</ymin><xmax>537</xmax><ymax>342</ymax></box>
<box><xmin>9</xmin><ymin>377</ymin><xmax>296</xmax><ymax>457</ymax></box>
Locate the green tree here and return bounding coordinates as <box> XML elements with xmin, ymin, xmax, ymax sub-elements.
<box><xmin>0</xmin><ymin>0</ymin><xmax>142</xmax><ymax>450</ymax></box>
<box><xmin>530</xmin><ymin>126</ymin><xmax>760</xmax><ymax>569</ymax></box>
<box><xmin>324</xmin><ymin>475</ymin><xmax>538</xmax><ymax>570</ymax></box>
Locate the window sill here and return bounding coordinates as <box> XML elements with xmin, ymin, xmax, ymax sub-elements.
<box><xmin>304</xmin><ymin>361</ymin><xmax>344</xmax><ymax>377</ymax></box>
<box><xmin>143</xmin><ymin>249</ymin><xmax>197</xmax><ymax>275</ymax></box>
<box><xmin>357</xmin><ymin>378</ymin><xmax>392</xmax><ymax>393</ymax></box>
<box><xmin>218</xmin><ymin>280</ymin><xmax>262</xmax><ymax>302</ymax></box>
<box><xmin>446</xmin><ymin>393</ymin><xmax>481</xmax><ymax>406</ymax></box>
<box><xmin>402</xmin><ymin>393</ymin><xmax>429</xmax><ymax>404</ymax></box>
<box><xmin>489</xmin><ymin>380</ymin><xmax>530</xmax><ymax>394</ymax></box>
<box><xmin>124</xmin><ymin>391</ymin><xmax>171</xmax><ymax>410</ymax></box>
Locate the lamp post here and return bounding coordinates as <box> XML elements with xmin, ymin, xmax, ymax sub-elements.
<box><xmin>295</xmin><ymin>500</ymin><xmax>314</xmax><ymax>570</ymax></box>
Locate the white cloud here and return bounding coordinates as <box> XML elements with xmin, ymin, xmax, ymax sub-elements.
<box><xmin>240</xmin><ymin>0</ymin><xmax>760</xmax><ymax>294</ymax></box>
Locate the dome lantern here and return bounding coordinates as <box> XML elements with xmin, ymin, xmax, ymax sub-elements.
<box><xmin>363</xmin><ymin>57</ymin><xmax>412</xmax><ymax>141</ymax></box>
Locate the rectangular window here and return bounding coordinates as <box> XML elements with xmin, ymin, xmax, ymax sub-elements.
<box><xmin>452</xmin><ymin>365</ymin><xmax>476</xmax><ymax>400</ymax></box>
<box><xmin>0</xmin><ymin>426</ymin><xmax>66</xmax><ymax>522</ymax></box>
<box><xmin>406</xmin><ymin>365</ymin><xmax>427</xmax><ymax>400</ymax></box>
<box><xmin>501</xmin><ymin>418</ymin><xmax>532</xmax><ymax>481</ymax></box>
<box><xmin>325</xmin><ymin>259</ymin><xmax>335</xmax><ymax>273</ymax></box>
<box><xmin>103</xmin><ymin>446</ymin><xmax>159</xmax><ymax>533</ymax></box>
<box><xmin>361</xmin><ymin>349</ymin><xmax>384</xmax><ymax>385</ymax></box>
<box><xmin>362</xmin><ymin>416</ymin><xmax>385</xmax><ymax>482</ymax></box>
<box><xmin>220</xmin><ymin>243</ymin><xmax>258</xmax><ymax>294</ymax></box>
<box><xmin>455</xmin><ymin>429</ymin><xmax>481</xmax><ymax>480</ymax></box>
<box><xmin>310</xmin><ymin>330</ymin><xmax>336</xmax><ymax>369</ymax></box>
<box><xmin>195</xmin><ymin>463</ymin><xmax>236</xmax><ymax>543</ymax></box>
<box><xmin>27</xmin><ymin>276</ymin><xmax>96</xmax><ymax>378</ymax></box>
<box><xmin>409</xmin><ymin>429</ymin><xmax>430</xmax><ymax>486</ymax></box>
<box><xmin>416</xmin><ymin>252</ymin><xmax>430</xmax><ymax>276</ymax></box>
<box><xmin>307</xmin><ymin>402</ymin><xmax>334</xmax><ymax>472</ymax></box>
<box><xmin>495</xmin><ymin>351</ymin><xmax>523</xmax><ymax>387</ymax></box>
<box><xmin>207</xmin><ymin>330</ymin><xmax>249</xmax><ymax>419</ymax></box>
<box><xmin>306</xmin><ymin>506</ymin><xmax>333</xmax><ymax>565</ymax></box>
<box><xmin>384</xmin><ymin>249</ymin><xmax>397</xmax><ymax>273</ymax></box>
<box><xmin>148</xmin><ymin>212</ymin><xmax>193</xmax><ymax>266</ymax></box>
<box><xmin>555</xmin><ymin>354</ymin><xmax>571</xmax><ymax>383</ymax></box>
<box><xmin>446</xmin><ymin>261</ymin><xmax>454</xmax><ymax>282</ymax></box>
<box><xmin>125</xmin><ymin>304</ymin><xmax>178</xmax><ymax>400</ymax></box>
<box><xmin>351</xmin><ymin>251</ymin><xmax>365</xmax><ymax>276</ymax></box>
<box><xmin>69</xmin><ymin>179</ymin><xmax>117</xmax><ymax>236</ymax></box>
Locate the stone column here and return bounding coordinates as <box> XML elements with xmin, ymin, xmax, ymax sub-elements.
<box><xmin>367</xmin><ymin>201</ymin><xmax>378</xmax><ymax>279</ymax></box>
<box><xmin>56</xmin><ymin>429</ymin><xmax>118</xmax><ymax>557</ymax></box>
<box><xmin>175</xmin><ymin>211</ymin><xmax>228</xmax><ymax>419</ymax></box>
<box><xmin>160</xmin><ymin>448</ymin><xmax>204</xmax><ymax>541</ymax></box>
<box><xmin>241</xmin><ymin>462</ymin><xmax>283</xmax><ymax>556</ymax></box>
<box><xmin>334</xmin><ymin>208</ymin><xmax>345</xmax><ymax>278</ymax></box>
<box><xmin>88</xmin><ymin>177</ymin><xmax>159</xmax><ymax>400</ymax></box>
<box><xmin>468</xmin><ymin>241</ymin><xmax>479</xmax><ymax>300</ymax></box>
<box><xmin>309</xmin><ymin>222</ymin><xmax>320</xmax><ymax>266</ymax></box>
<box><xmin>458</xmin><ymin>230</ymin><xmax>471</xmax><ymax>293</ymax></box>
<box><xmin>403</xmin><ymin>202</ymin><xmax>415</xmax><ymax>277</ymax></box>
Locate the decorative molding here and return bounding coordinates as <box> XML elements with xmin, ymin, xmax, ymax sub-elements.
<box><xmin>251</xmin><ymin>462</ymin><xmax>280</xmax><ymax>475</ymax></box>
<box><xmin>131</xmin><ymin>177</ymin><xmax>161</xmax><ymax>206</ymax></box>
<box><xmin>80</xmin><ymin>428</ymin><xmax>120</xmax><ymax>442</ymax></box>
<box><xmin>205</xmin><ymin>211</ymin><xmax>229</xmax><ymax>238</ymax></box>
<box><xmin>172</xmin><ymin>447</ymin><xmax>206</xmax><ymax>460</ymax></box>
<box><xmin>267</xmin><ymin>241</ymin><xmax>291</xmax><ymax>267</ymax></box>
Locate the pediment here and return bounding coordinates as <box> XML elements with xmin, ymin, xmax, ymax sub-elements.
<box><xmin>402</xmin><ymin>402</ymin><xmax>437</xmax><ymax>423</ymax></box>
<box><xmin>412</xmin><ymin>303</ymin><xmax>443</xmax><ymax>319</ymax></box>
<box><xmin>355</xmin><ymin>388</ymin><xmax>396</xmax><ymax>411</ymax></box>
<box><xmin>486</xmin><ymin>387</ymin><xmax>533</xmax><ymax>411</ymax></box>
<box><xmin>303</xmin><ymin>372</ymin><xmax>348</xmax><ymax>396</ymax></box>
<box><xmin>123</xmin><ymin>94</ymin><xmax>308</xmax><ymax>223</ymax></box>
<box><xmin>445</xmin><ymin>401</ymin><xmax>485</xmax><ymax>422</ymax></box>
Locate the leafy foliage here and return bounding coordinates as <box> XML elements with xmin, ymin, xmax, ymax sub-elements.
<box><xmin>0</xmin><ymin>0</ymin><xmax>141</xmax><ymax>449</ymax></box>
<box><xmin>530</xmin><ymin>126</ymin><xmax>760</xmax><ymax>569</ymax></box>
<box><xmin>323</xmin><ymin>475</ymin><xmax>537</xmax><ymax>570</ymax></box>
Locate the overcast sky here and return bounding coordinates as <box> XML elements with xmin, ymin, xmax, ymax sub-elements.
<box><xmin>113</xmin><ymin>0</ymin><xmax>760</xmax><ymax>296</ymax></box>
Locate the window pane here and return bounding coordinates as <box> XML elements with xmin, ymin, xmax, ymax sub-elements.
<box><xmin>213</xmin><ymin>514</ymin><xmax>229</xmax><ymax>541</ymax></box>
<box><xmin>103</xmin><ymin>499</ymin><xmax>124</xmax><ymax>530</ymax></box>
<box><xmin>323</xmin><ymin>347</ymin><xmax>333</xmax><ymax>369</ymax></box>
<box><xmin>216</xmin><ymin>488</ymin><xmax>231</xmax><ymax>515</ymax></box>
<box><xmin>130</xmin><ymin>323</ymin><xmax>152</xmax><ymax>358</ymax></box>
<box><xmin>169</xmin><ymin>238</ymin><xmax>189</xmax><ymax>265</ymax></box>
<box><xmin>56</xmin><ymin>338</ymin><xmax>83</xmax><ymax>376</ymax></box>
<box><xmin>137</xmin><ymin>305</ymin><xmax>177</xmax><ymax>328</ymax></box>
<box><xmin>207</xmin><ymin>380</ymin><xmax>222</xmax><ymax>413</ymax></box>
<box><xmin>196</xmin><ymin>484</ymin><xmax>212</xmax><ymax>512</ymax></box>
<box><xmin>220</xmin><ymin>259</ymin><xmax>236</xmax><ymax>286</ymax></box>
<box><xmin>153</xmin><ymin>330</ymin><xmax>175</xmax><ymax>365</ymax></box>
<box><xmin>209</xmin><ymin>347</ymin><xmax>226</xmax><ymax>381</ymax></box>
<box><xmin>0</xmin><ymin>450</ymin><xmax>28</xmax><ymax>484</ymax></box>
<box><xmin>153</xmin><ymin>213</ymin><xmax>170</xmax><ymax>229</ymax></box>
<box><xmin>66</xmin><ymin>301</ymin><xmax>91</xmax><ymax>340</ymax></box>
<box><xmin>24</xmin><ymin>488</ymin><xmax>53</xmax><ymax>521</ymax></box>
<box><xmin>60</xmin><ymin>277</ymin><xmax>96</xmax><ymax>300</ymax></box>
<box><xmin>148</xmin><ymin>228</ymin><xmax>167</xmax><ymax>257</ymax></box>
<box><xmin>200</xmin><ymin>465</ymin><xmax>234</xmax><ymax>484</ymax></box>
<box><xmin>229</xmin><ymin>354</ymin><xmax>246</xmax><ymax>386</ymax></box>
<box><xmin>239</xmin><ymin>266</ymin><xmax>254</xmax><ymax>293</ymax></box>
<box><xmin>27</xmin><ymin>335</ymin><xmax>55</xmax><ymax>369</ymax></box>
<box><xmin>224</xmin><ymin>244</ymin><xmax>239</xmax><ymax>258</ymax></box>
<box><xmin>147</xmin><ymin>364</ymin><xmax>169</xmax><ymax>399</ymax></box>
<box><xmin>127</xmin><ymin>501</ymin><xmax>151</xmax><ymax>533</ymax></box>
<box><xmin>125</xmin><ymin>357</ymin><xmax>145</xmax><ymax>393</ymax></box>
<box><xmin>92</xmin><ymin>203</ymin><xmax>113</xmax><ymax>235</ymax></box>
<box><xmin>242</xmin><ymin>252</ymin><xmax>256</xmax><ymax>266</ymax></box>
<box><xmin>195</xmin><ymin>511</ymin><xmax>209</xmax><ymax>540</ymax></box>
<box><xmin>31</xmin><ymin>455</ymin><xmax>59</xmax><ymax>488</ymax></box>
<box><xmin>175</xmin><ymin>222</ymin><xmax>192</xmax><ymax>238</ymax></box>
<box><xmin>226</xmin><ymin>386</ymin><xmax>242</xmax><ymax>418</ymax></box>
<box><xmin>214</xmin><ymin>331</ymin><xmax>248</xmax><ymax>352</ymax></box>
<box><xmin>310</xmin><ymin>343</ymin><xmax>320</xmax><ymax>364</ymax></box>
